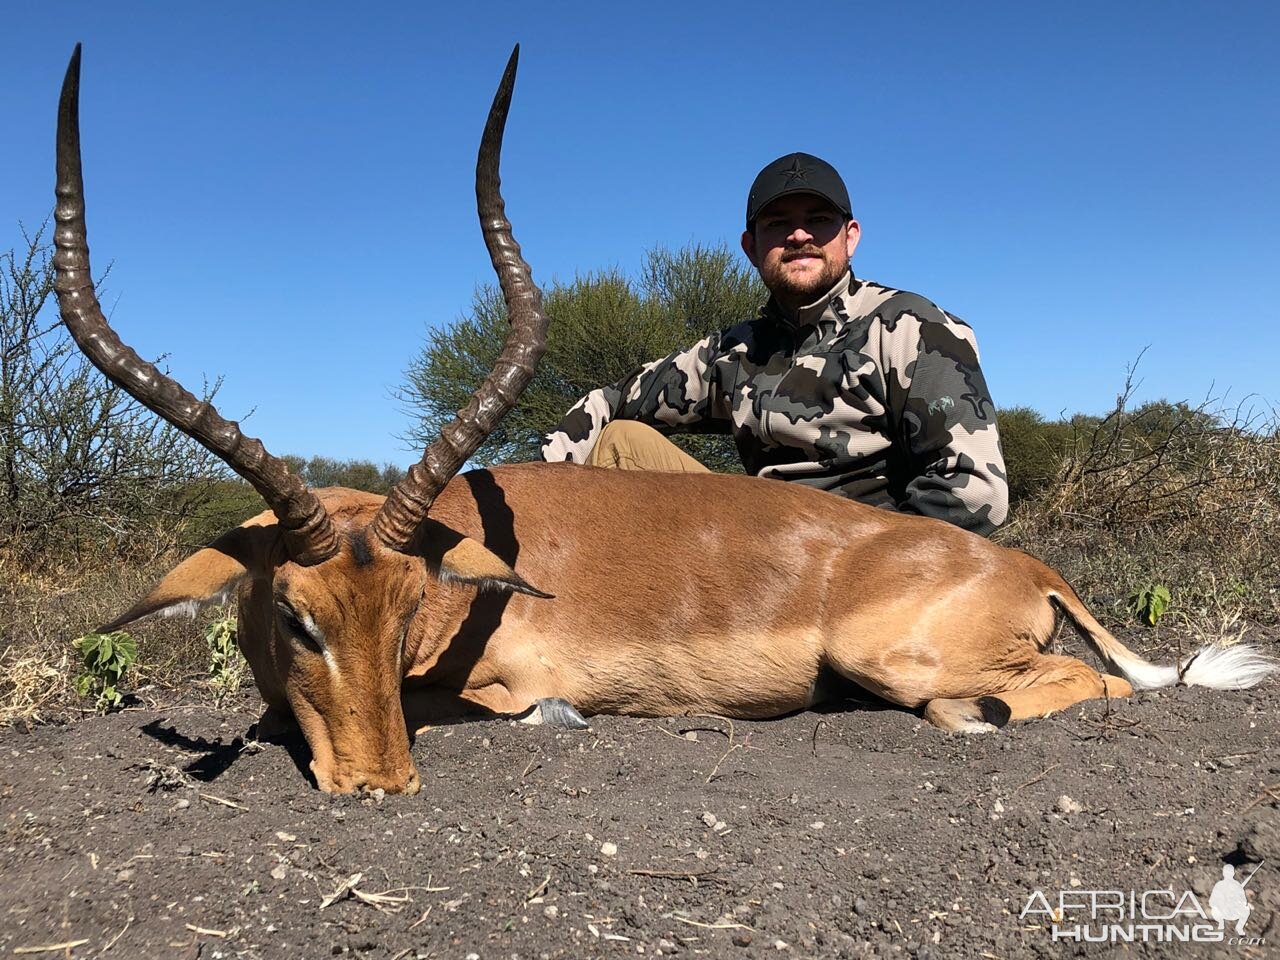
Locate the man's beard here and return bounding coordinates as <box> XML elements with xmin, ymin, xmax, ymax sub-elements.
<box><xmin>765</xmin><ymin>248</ymin><xmax>848</xmax><ymax>303</ymax></box>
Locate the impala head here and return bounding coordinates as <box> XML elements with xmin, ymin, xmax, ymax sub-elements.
<box><xmin>54</xmin><ymin>45</ymin><xmax>549</xmax><ymax>794</ymax></box>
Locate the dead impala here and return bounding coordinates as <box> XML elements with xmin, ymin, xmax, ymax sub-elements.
<box><xmin>55</xmin><ymin>46</ymin><xmax>1275</xmax><ymax>795</ymax></box>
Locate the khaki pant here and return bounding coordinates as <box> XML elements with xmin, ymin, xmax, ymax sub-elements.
<box><xmin>585</xmin><ymin>421</ymin><xmax>711</xmax><ymax>474</ymax></box>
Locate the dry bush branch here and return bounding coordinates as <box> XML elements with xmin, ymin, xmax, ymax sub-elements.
<box><xmin>1000</xmin><ymin>368</ymin><xmax>1280</xmax><ymax>630</ymax></box>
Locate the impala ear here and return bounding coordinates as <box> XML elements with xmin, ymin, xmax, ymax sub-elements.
<box><xmin>434</xmin><ymin>535</ymin><xmax>553</xmax><ymax>600</ymax></box>
<box><xmin>98</xmin><ymin>513</ymin><xmax>283</xmax><ymax>631</ymax></box>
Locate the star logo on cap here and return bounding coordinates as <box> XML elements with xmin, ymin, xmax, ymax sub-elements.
<box><xmin>782</xmin><ymin>157</ymin><xmax>810</xmax><ymax>184</ymax></box>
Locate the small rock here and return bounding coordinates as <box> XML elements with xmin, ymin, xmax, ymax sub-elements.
<box><xmin>176</xmin><ymin>845</ymin><xmax>193</xmax><ymax>857</ymax></box>
<box><xmin>543</xmin><ymin>905</ymin><xmax>559</xmax><ymax>919</ymax></box>
<box><xmin>683</xmin><ymin>731</ymin><xmax>698</xmax><ymax>741</ymax></box>
<box><xmin>773</xmin><ymin>939</ymin><xmax>790</xmax><ymax>951</ymax></box>
<box><xmin>702</xmin><ymin>812</ymin><xmax>718</xmax><ymax>828</ymax></box>
<box><xmin>1238</xmin><ymin>814</ymin><xmax>1279</xmax><ymax>862</ymax></box>
<box><xmin>600</xmin><ymin>841</ymin><xmax>618</xmax><ymax>856</ymax></box>
<box><xmin>275</xmin><ymin>831</ymin><xmax>296</xmax><ymax>843</ymax></box>
<box><xmin>1056</xmin><ymin>795</ymin><xmax>1085</xmax><ymax>816</ymax></box>
<box><xmin>270</xmin><ymin>865</ymin><xmax>288</xmax><ymax>880</ymax></box>
<box><xmin>115</xmin><ymin>869</ymin><xmax>134</xmax><ymax>883</ymax></box>
<box><xmin>854</xmin><ymin>897</ymin><xmax>870</xmax><ymax>916</ymax></box>
<box><xmin>173</xmin><ymin>798</ymin><xmax>190</xmax><ymax>810</ymax></box>
<box><xmin>370</xmin><ymin>788</ymin><xmax>386</xmax><ymax>801</ymax></box>
<box><xmin>992</xmin><ymin>799</ymin><xmax>1004</xmax><ymax>813</ymax></box>
<box><xmin>809</xmin><ymin>821</ymin><xmax>825</xmax><ymax>830</ymax></box>
<box><xmin>731</xmin><ymin>933</ymin><xmax>752</xmax><ymax>948</ymax></box>
<box><xmin>657</xmin><ymin>937</ymin><xmax>679</xmax><ymax>953</ymax></box>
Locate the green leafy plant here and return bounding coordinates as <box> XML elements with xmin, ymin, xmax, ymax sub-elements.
<box><xmin>204</xmin><ymin>615</ymin><xmax>243</xmax><ymax>704</ymax></box>
<box><xmin>1128</xmin><ymin>583</ymin><xmax>1172</xmax><ymax>627</ymax></box>
<box><xmin>72</xmin><ymin>630</ymin><xmax>137</xmax><ymax>712</ymax></box>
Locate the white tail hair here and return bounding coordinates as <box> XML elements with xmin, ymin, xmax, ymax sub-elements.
<box><xmin>1091</xmin><ymin>639</ymin><xmax>1277</xmax><ymax>691</ymax></box>
<box><xmin>1047</xmin><ymin>588</ymin><xmax>1278</xmax><ymax>692</ymax></box>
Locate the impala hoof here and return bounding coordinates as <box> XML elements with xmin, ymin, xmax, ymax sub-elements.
<box><xmin>517</xmin><ymin>698</ymin><xmax>589</xmax><ymax>730</ymax></box>
<box><xmin>923</xmin><ymin>696</ymin><xmax>1009</xmax><ymax>733</ymax></box>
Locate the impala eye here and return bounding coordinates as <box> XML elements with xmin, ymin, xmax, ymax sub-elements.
<box><xmin>275</xmin><ymin>602</ymin><xmax>320</xmax><ymax>651</ymax></box>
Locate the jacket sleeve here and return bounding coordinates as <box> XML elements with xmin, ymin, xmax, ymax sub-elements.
<box><xmin>879</xmin><ymin>299</ymin><xmax>1009</xmax><ymax>535</ymax></box>
<box><xmin>540</xmin><ymin>333</ymin><xmax>729</xmax><ymax>463</ymax></box>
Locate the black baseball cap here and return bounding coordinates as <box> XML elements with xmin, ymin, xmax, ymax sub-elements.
<box><xmin>745</xmin><ymin>153</ymin><xmax>852</xmax><ymax>230</ymax></box>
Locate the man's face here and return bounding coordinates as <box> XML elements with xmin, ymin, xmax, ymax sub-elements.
<box><xmin>741</xmin><ymin>194</ymin><xmax>860</xmax><ymax>307</ymax></box>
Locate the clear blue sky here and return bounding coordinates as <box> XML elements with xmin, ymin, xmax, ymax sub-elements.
<box><xmin>4</xmin><ymin>2</ymin><xmax>1277</xmax><ymax>466</ymax></box>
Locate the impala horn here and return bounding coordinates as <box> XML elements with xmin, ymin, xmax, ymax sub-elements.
<box><xmin>371</xmin><ymin>45</ymin><xmax>548</xmax><ymax>552</ymax></box>
<box><xmin>54</xmin><ymin>44</ymin><xmax>338</xmax><ymax>564</ymax></box>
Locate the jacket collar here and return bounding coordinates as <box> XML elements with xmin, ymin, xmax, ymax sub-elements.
<box><xmin>764</xmin><ymin>270</ymin><xmax>856</xmax><ymax>330</ymax></box>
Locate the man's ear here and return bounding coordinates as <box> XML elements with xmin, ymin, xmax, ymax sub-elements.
<box><xmin>418</xmin><ymin>524</ymin><xmax>552</xmax><ymax>599</ymax></box>
<box><xmin>98</xmin><ymin>514</ymin><xmax>282</xmax><ymax>631</ymax></box>
<box><xmin>845</xmin><ymin>218</ymin><xmax>861</xmax><ymax>259</ymax></box>
<box><xmin>741</xmin><ymin>228</ymin><xmax>759</xmax><ymax>267</ymax></box>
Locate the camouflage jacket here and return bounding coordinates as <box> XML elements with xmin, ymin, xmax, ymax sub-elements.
<box><xmin>540</xmin><ymin>271</ymin><xmax>1008</xmax><ymax>534</ymax></box>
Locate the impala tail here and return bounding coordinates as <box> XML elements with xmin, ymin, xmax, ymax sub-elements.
<box><xmin>1039</xmin><ymin>570</ymin><xmax>1278</xmax><ymax>691</ymax></box>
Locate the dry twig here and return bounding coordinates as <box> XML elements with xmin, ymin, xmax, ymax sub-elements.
<box><xmin>12</xmin><ymin>942</ymin><xmax>90</xmax><ymax>956</ymax></box>
<box><xmin>1010</xmin><ymin>764</ymin><xmax>1062</xmax><ymax>797</ymax></box>
<box><xmin>1241</xmin><ymin>781</ymin><xmax>1280</xmax><ymax>815</ymax></box>
<box><xmin>811</xmin><ymin>719</ymin><xmax>827</xmax><ymax>757</ymax></box>
<box><xmin>629</xmin><ymin>866</ymin><xmax>724</xmax><ymax>886</ymax></box>
<box><xmin>692</xmin><ymin>714</ymin><xmax>740</xmax><ymax>783</ymax></box>
<box><xmin>198</xmin><ymin>793</ymin><xmax>246</xmax><ymax>811</ymax></box>
<box><xmin>102</xmin><ymin>916</ymin><xmax>132</xmax><ymax>952</ymax></box>
<box><xmin>525</xmin><ymin>871</ymin><xmax>552</xmax><ymax>902</ymax></box>
<box><xmin>184</xmin><ymin>924</ymin><xmax>233</xmax><ymax>937</ymax></box>
<box><xmin>320</xmin><ymin>873</ymin><xmax>364</xmax><ymax>910</ymax></box>
<box><xmin>669</xmin><ymin>914</ymin><xmax>752</xmax><ymax>931</ymax></box>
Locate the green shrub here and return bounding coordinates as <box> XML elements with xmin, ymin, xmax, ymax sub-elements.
<box><xmin>204</xmin><ymin>613</ymin><xmax>243</xmax><ymax>704</ymax></box>
<box><xmin>399</xmin><ymin>242</ymin><xmax>761</xmax><ymax>472</ymax></box>
<box><xmin>71</xmin><ymin>630</ymin><xmax>137</xmax><ymax>713</ymax></box>
<box><xmin>1128</xmin><ymin>583</ymin><xmax>1172</xmax><ymax>627</ymax></box>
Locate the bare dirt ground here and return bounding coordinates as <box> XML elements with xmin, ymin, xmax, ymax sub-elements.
<box><xmin>2</xmin><ymin>629</ymin><xmax>1277</xmax><ymax>960</ymax></box>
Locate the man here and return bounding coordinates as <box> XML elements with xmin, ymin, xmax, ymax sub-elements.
<box><xmin>540</xmin><ymin>153</ymin><xmax>1008</xmax><ymax>535</ymax></box>
<box><xmin>1209</xmin><ymin>864</ymin><xmax>1252</xmax><ymax>935</ymax></box>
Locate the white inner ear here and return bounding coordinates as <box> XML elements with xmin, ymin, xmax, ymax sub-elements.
<box><xmin>148</xmin><ymin>585</ymin><xmax>238</xmax><ymax>622</ymax></box>
<box><xmin>436</xmin><ymin>566</ymin><xmax>518</xmax><ymax>594</ymax></box>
